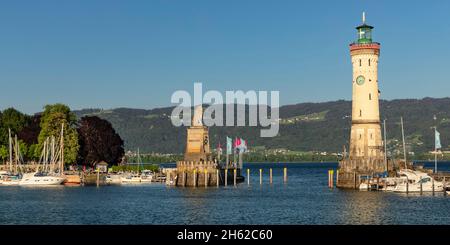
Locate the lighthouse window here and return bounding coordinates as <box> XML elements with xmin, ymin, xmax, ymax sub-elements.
<box><xmin>368</xmin><ymin>59</ymin><xmax>371</xmax><ymax>66</ymax></box>
<box><xmin>359</xmin><ymin>134</ymin><xmax>362</xmax><ymax>140</ymax></box>
<box><xmin>359</xmin><ymin>59</ymin><xmax>361</xmax><ymax>66</ymax></box>
<box><xmin>359</xmin><ymin>110</ymin><xmax>362</xmax><ymax>117</ymax></box>
<box><xmin>369</xmin><ymin>93</ymin><xmax>372</xmax><ymax>100</ymax></box>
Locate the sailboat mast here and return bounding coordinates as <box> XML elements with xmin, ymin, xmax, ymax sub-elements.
<box><xmin>60</xmin><ymin>123</ymin><xmax>64</xmax><ymax>175</ymax></box>
<box><xmin>51</xmin><ymin>136</ymin><xmax>55</xmax><ymax>173</ymax></box>
<box><xmin>434</xmin><ymin>127</ymin><xmax>438</xmax><ymax>173</ymax></box>
<box><xmin>8</xmin><ymin>128</ymin><xmax>12</xmax><ymax>173</ymax></box>
<box><xmin>42</xmin><ymin>138</ymin><xmax>48</xmax><ymax>172</ymax></box>
<box><xmin>400</xmin><ymin>117</ymin><xmax>407</xmax><ymax>169</ymax></box>
<box><xmin>383</xmin><ymin>119</ymin><xmax>388</xmax><ymax>172</ymax></box>
<box><xmin>15</xmin><ymin>135</ymin><xmax>19</xmax><ymax>174</ymax></box>
<box><xmin>137</xmin><ymin>148</ymin><xmax>140</xmax><ymax>175</ymax></box>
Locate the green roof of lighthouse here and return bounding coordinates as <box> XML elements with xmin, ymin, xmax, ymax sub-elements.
<box><xmin>355</xmin><ymin>12</ymin><xmax>373</xmax><ymax>44</ymax></box>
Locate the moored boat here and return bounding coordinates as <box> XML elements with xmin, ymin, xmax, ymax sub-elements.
<box><xmin>106</xmin><ymin>174</ymin><xmax>122</xmax><ymax>185</ymax></box>
<box><xmin>64</xmin><ymin>173</ymin><xmax>81</xmax><ymax>186</ymax></box>
<box><xmin>19</xmin><ymin>172</ymin><xmax>66</xmax><ymax>186</ymax></box>
<box><xmin>393</xmin><ymin>169</ymin><xmax>444</xmax><ymax>192</ymax></box>
<box><xmin>120</xmin><ymin>174</ymin><xmax>142</xmax><ymax>183</ymax></box>
<box><xmin>0</xmin><ymin>172</ymin><xmax>21</xmax><ymax>186</ymax></box>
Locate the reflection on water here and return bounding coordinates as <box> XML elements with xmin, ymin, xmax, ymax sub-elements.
<box><xmin>335</xmin><ymin>190</ymin><xmax>388</xmax><ymax>224</ymax></box>
<box><xmin>0</xmin><ymin>162</ymin><xmax>449</xmax><ymax>225</ymax></box>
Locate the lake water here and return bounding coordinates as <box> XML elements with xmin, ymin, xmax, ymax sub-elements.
<box><xmin>0</xmin><ymin>162</ymin><xmax>449</xmax><ymax>225</ymax></box>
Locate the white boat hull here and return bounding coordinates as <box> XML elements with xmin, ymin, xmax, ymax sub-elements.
<box><xmin>1</xmin><ymin>180</ymin><xmax>20</xmax><ymax>186</ymax></box>
<box><xmin>121</xmin><ymin>177</ymin><xmax>142</xmax><ymax>183</ymax></box>
<box><xmin>106</xmin><ymin>174</ymin><xmax>123</xmax><ymax>185</ymax></box>
<box><xmin>19</xmin><ymin>173</ymin><xmax>66</xmax><ymax>186</ymax></box>
<box><xmin>394</xmin><ymin>182</ymin><xmax>444</xmax><ymax>192</ymax></box>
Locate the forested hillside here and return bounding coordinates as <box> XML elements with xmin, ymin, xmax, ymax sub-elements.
<box><xmin>74</xmin><ymin>98</ymin><xmax>450</xmax><ymax>155</ymax></box>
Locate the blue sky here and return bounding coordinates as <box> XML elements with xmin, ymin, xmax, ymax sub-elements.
<box><xmin>1</xmin><ymin>0</ymin><xmax>449</xmax><ymax>114</ymax></box>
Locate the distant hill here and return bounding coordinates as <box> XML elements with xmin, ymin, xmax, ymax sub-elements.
<box><xmin>74</xmin><ymin>97</ymin><xmax>450</xmax><ymax>155</ymax></box>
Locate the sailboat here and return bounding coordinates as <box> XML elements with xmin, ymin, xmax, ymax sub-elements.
<box><xmin>1</xmin><ymin>129</ymin><xmax>23</xmax><ymax>186</ymax></box>
<box><xmin>19</xmin><ymin>124</ymin><xmax>66</xmax><ymax>186</ymax></box>
<box><xmin>393</xmin><ymin>169</ymin><xmax>444</xmax><ymax>192</ymax></box>
<box><xmin>375</xmin><ymin>117</ymin><xmax>446</xmax><ymax>192</ymax></box>
<box><xmin>121</xmin><ymin>148</ymin><xmax>143</xmax><ymax>183</ymax></box>
<box><xmin>120</xmin><ymin>148</ymin><xmax>153</xmax><ymax>184</ymax></box>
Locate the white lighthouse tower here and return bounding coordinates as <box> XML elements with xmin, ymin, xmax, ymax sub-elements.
<box><xmin>338</xmin><ymin>13</ymin><xmax>387</xmax><ymax>188</ymax></box>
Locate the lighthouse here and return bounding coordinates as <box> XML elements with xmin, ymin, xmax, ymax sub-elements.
<box><xmin>337</xmin><ymin>13</ymin><xmax>388</xmax><ymax>188</ymax></box>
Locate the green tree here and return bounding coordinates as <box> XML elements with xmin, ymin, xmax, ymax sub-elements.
<box><xmin>27</xmin><ymin>144</ymin><xmax>40</xmax><ymax>161</ymax></box>
<box><xmin>0</xmin><ymin>145</ymin><xmax>8</xmax><ymax>164</ymax></box>
<box><xmin>38</xmin><ymin>104</ymin><xmax>79</xmax><ymax>165</ymax></box>
<box><xmin>0</xmin><ymin>108</ymin><xmax>29</xmax><ymax>146</ymax></box>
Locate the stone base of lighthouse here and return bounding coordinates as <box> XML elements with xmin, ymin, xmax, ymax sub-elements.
<box><xmin>173</xmin><ymin>160</ymin><xmax>244</xmax><ymax>187</ymax></box>
<box><xmin>336</xmin><ymin>157</ymin><xmax>395</xmax><ymax>189</ymax></box>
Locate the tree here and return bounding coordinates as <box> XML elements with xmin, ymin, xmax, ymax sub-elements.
<box><xmin>0</xmin><ymin>145</ymin><xmax>8</xmax><ymax>164</ymax></box>
<box><xmin>18</xmin><ymin>114</ymin><xmax>41</xmax><ymax>145</ymax></box>
<box><xmin>0</xmin><ymin>108</ymin><xmax>29</xmax><ymax>146</ymax></box>
<box><xmin>77</xmin><ymin>116</ymin><xmax>124</xmax><ymax>167</ymax></box>
<box><xmin>38</xmin><ymin>104</ymin><xmax>79</xmax><ymax>164</ymax></box>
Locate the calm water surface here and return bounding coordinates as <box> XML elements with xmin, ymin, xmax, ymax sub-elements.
<box><xmin>0</xmin><ymin>162</ymin><xmax>449</xmax><ymax>225</ymax></box>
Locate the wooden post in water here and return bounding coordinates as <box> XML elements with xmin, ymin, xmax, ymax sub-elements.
<box><xmin>183</xmin><ymin>171</ymin><xmax>186</xmax><ymax>187</ymax></box>
<box><xmin>96</xmin><ymin>168</ymin><xmax>100</xmax><ymax>188</ymax></box>
<box><xmin>420</xmin><ymin>176</ymin><xmax>423</xmax><ymax>195</ymax></box>
<box><xmin>269</xmin><ymin>168</ymin><xmax>273</xmax><ymax>184</ymax></box>
<box><xmin>247</xmin><ymin>169</ymin><xmax>250</xmax><ymax>186</ymax></box>
<box><xmin>432</xmin><ymin>177</ymin><xmax>435</xmax><ymax>195</ymax></box>
<box><xmin>336</xmin><ymin>170</ymin><xmax>339</xmax><ymax>186</ymax></box>
<box><xmin>358</xmin><ymin>175</ymin><xmax>361</xmax><ymax>190</ymax></box>
<box><xmin>406</xmin><ymin>176</ymin><xmax>409</xmax><ymax>194</ymax></box>
<box><xmin>233</xmin><ymin>169</ymin><xmax>237</xmax><ymax>187</ymax></box>
<box><xmin>224</xmin><ymin>169</ymin><xmax>228</xmax><ymax>186</ymax></box>
<box><xmin>328</xmin><ymin>169</ymin><xmax>331</xmax><ymax>188</ymax></box>
<box><xmin>204</xmin><ymin>169</ymin><xmax>208</xmax><ymax>187</ymax></box>
<box><xmin>353</xmin><ymin>171</ymin><xmax>357</xmax><ymax>189</ymax></box>
<box><xmin>444</xmin><ymin>177</ymin><xmax>447</xmax><ymax>195</ymax></box>
<box><xmin>283</xmin><ymin>167</ymin><xmax>287</xmax><ymax>183</ymax></box>
<box><xmin>330</xmin><ymin>170</ymin><xmax>334</xmax><ymax>188</ymax></box>
<box><xmin>367</xmin><ymin>176</ymin><xmax>370</xmax><ymax>191</ymax></box>
<box><xmin>193</xmin><ymin>169</ymin><xmax>197</xmax><ymax>187</ymax></box>
<box><xmin>259</xmin><ymin>169</ymin><xmax>262</xmax><ymax>185</ymax></box>
<box><xmin>216</xmin><ymin>169</ymin><xmax>219</xmax><ymax>187</ymax></box>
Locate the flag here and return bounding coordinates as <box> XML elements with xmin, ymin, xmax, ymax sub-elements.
<box><xmin>435</xmin><ymin>129</ymin><xmax>442</xmax><ymax>149</ymax></box>
<box><xmin>226</xmin><ymin>137</ymin><xmax>232</xmax><ymax>155</ymax></box>
<box><xmin>234</xmin><ymin>138</ymin><xmax>241</xmax><ymax>149</ymax></box>
<box><xmin>236</xmin><ymin>138</ymin><xmax>247</xmax><ymax>153</ymax></box>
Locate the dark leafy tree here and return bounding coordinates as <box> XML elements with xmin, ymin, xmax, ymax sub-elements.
<box><xmin>0</xmin><ymin>108</ymin><xmax>29</xmax><ymax>146</ymax></box>
<box><xmin>18</xmin><ymin>114</ymin><xmax>41</xmax><ymax>145</ymax></box>
<box><xmin>77</xmin><ymin>116</ymin><xmax>124</xmax><ymax>167</ymax></box>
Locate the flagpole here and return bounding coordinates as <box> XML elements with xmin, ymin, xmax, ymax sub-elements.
<box><xmin>217</xmin><ymin>146</ymin><xmax>221</xmax><ymax>165</ymax></box>
<box><xmin>383</xmin><ymin>119</ymin><xmax>388</xmax><ymax>172</ymax></box>
<box><xmin>435</xmin><ymin>127</ymin><xmax>437</xmax><ymax>173</ymax></box>
<box><xmin>226</xmin><ymin>137</ymin><xmax>231</xmax><ymax>170</ymax></box>
<box><xmin>233</xmin><ymin>138</ymin><xmax>237</xmax><ymax>168</ymax></box>
<box><xmin>434</xmin><ymin>115</ymin><xmax>437</xmax><ymax>174</ymax></box>
<box><xmin>226</xmin><ymin>154</ymin><xmax>229</xmax><ymax>169</ymax></box>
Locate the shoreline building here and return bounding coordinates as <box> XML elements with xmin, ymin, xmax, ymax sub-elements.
<box><xmin>337</xmin><ymin>13</ymin><xmax>393</xmax><ymax>188</ymax></box>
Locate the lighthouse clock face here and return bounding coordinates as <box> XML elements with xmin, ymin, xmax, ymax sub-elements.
<box><xmin>356</xmin><ymin>75</ymin><xmax>365</xmax><ymax>85</ymax></box>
